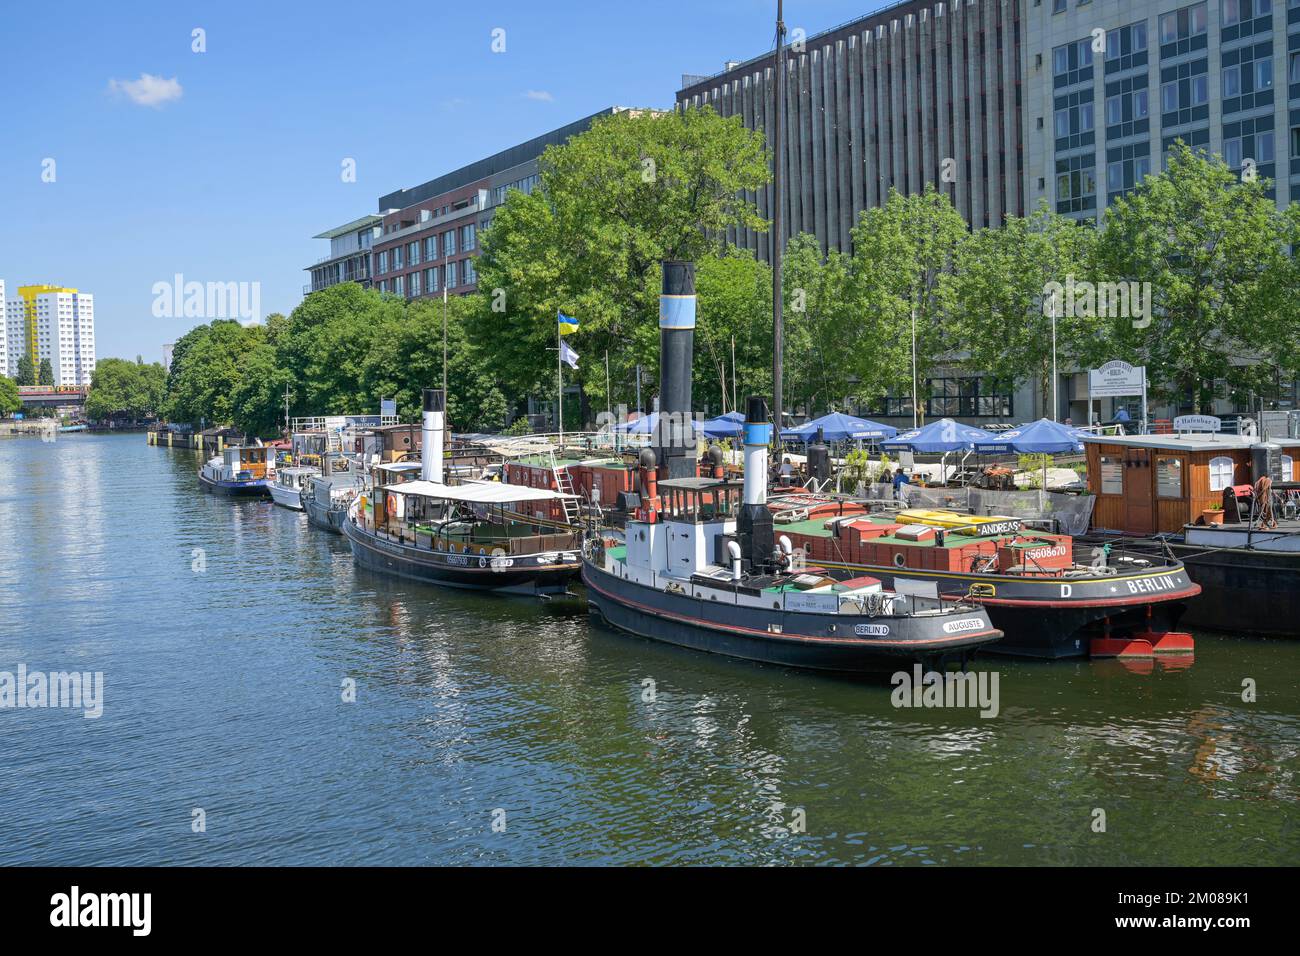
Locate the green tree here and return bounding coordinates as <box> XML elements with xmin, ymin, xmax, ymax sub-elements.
<box><xmin>1088</xmin><ymin>142</ymin><xmax>1294</xmax><ymax>410</ymax></box>
<box><xmin>782</xmin><ymin>233</ymin><xmax>859</xmax><ymax>416</ymax></box>
<box><xmin>946</xmin><ymin>204</ymin><xmax>1097</xmax><ymax>416</ymax></box>
<box><xmin>85</xmin><ymin>358</ymin><xmax>168</xmax><ymax>421</ymax></box>
<box><xmin>274</xmin><ymin>284</ymin><xmax>398</xmax><ymax>417</ymax></box>
<box><xmin>363</xmin><ymin>296</ymin><xmax>508</xmax><ymax>433</ymax></box>
<box><xmin>15</xmin><ymin>355</ymin><xmax>35</xmax><ymax>386</ymax></box>
<box><xmin>0</xmin><ymin>375</ymin><xmax>19</xmax><ymax>416</ymax></box>
<box><xmin>162</xmin><ymin>319</ymin><xmax>266</xmax><ymax>425</ymax></box>
<box><xmin>36</xmin><ymin>358</ymin><xmax>54</xmax><ymax>386</ymax></box>
<box><xmin>471</xmin><ymin>106</ymin><xmax>771</xmax><ymax>423</ymax></box>
<box><xmin>845</xmin><ymin>185</ymin><xmax>970</xmax><ymax>414</ymax></box>
<box><xmin>693</xmin><ymin>250</ymin><xmax>772</xmax><ymax>415</ymax></box>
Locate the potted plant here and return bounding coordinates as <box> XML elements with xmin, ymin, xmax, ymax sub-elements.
<box><xmin>1202</xmin><ymin>505</ymin><xmax>1225</xmax><ymax>526</ymax></box>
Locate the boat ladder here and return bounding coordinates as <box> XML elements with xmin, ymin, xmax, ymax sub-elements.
<box><xmin>549</xmin><ymin>452</ymin><xmax>581</xmax><ymax>525</ymax></box>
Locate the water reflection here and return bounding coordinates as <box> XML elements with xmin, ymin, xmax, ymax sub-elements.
<box><xmin>0</xmin><ymin>434</ymin><xmax>1296</xmax><ymax>866</ymax></box>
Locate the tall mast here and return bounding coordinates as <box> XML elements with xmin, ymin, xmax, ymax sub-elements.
<box><xmin>772</xmin><ymin>0</ymin><xmax>787</xmax><ymax>442</ymax></box>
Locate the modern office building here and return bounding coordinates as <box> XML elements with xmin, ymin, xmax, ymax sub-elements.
<box><xmin>305</xmin><ymin>108</ymin><xmax>647</xmax><ymax>302</ymax></box>
<box><xmin>3</xmin><ymin>285</ymin><xmax>96</xmax><ymax>386</ymax></box>
<box><xmin>1024</xmin><ymin>0</ymin><xmax>1298</xmax><ymax>222</ymax></box>
<box><xmin>305</xmin><ymin>215</ymin><xmax>382</xmax><ymax>296</ymax></box>
<box><xmin>678</xmin><ymin>0</ymin><xmax>1300</xmax><ymax>426</ymax></box>
<box><xmin>677</xmin><ymin>0</ymin><xmax>1027</xmax><ymax>259</ymax></box>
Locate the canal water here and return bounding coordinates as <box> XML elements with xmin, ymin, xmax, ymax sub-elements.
<box><xmin>1</xmin><ymin>433</ymin><xmax>1296</xmax><ymax>866</ymax></box>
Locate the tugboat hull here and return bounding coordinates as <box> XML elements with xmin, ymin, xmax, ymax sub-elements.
<box><xmin>344</xmin><ymin>519</ymin><xmax>580</xmax><ymax>595</ymax></box>
<box><xmin>583</xmin><ymin>561</ymin><xmax>1001</xmax><ymax>672</ymax></box>
<box><xmin>794</xmin><ymin>561</ymin><xmax>1199</xmax><ymax>659</ymax></box>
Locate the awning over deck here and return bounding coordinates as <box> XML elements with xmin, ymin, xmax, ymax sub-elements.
<box><xmin>377</xmin><ymin>480</ymin><xmax>578</xmax><ymax>504</ymax></box>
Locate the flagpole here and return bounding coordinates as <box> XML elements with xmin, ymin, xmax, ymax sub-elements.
<box><xmin>557</xmin><ymin>318</ymin><xmax>564</xmax><ymax>446</ymax></box>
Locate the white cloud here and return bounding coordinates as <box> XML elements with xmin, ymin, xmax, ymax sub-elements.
<box><xmin>108</xmin><ymin>74</ymin><xmax>183</xmax><ymax>108</ymax></box>
<box><xmin>524</xmin><ymin>90</ymin><xmax>554</xmax><ymax>102</ymax></box>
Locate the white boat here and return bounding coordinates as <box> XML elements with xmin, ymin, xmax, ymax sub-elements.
<box><xmin>269</xmin><ymin>465</ymin><xmax>321</xmax><ymax>511</ymax></box>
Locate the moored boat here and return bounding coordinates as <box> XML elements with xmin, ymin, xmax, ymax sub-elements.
<box><xmin>1079</xmin><ymin>429</ymin><xmax>1300</xmax><ymax>637</ymax></box>
<box><xmin>198</xmin><ymin>445</ymin><xmax>273</xmax><ymax>497</ymax></box>
<box><xmin>343</xmin><ymin>389</ymin><xmax>583</xmax><ymax>594</ymax></box>
<box><xmin>269</xmin><ymin>465</ymin><xmax>321</xmax><ymax>511</ymax></box>
<box><xmin>769</xmin><ymin>500</ymin><xmax>1199</xmax><ymax>659</ymax></box>
<box><xmin>304</xmin><ymin>472</ymin><xmax>366</xmax><ymax>534</ymax></box>
<box><xmin>582</xmin><ymin>262</ymin><xmax>1001</xmax><ymax>671</ymax></box>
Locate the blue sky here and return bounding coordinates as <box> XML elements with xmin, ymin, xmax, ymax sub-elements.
<box><xmin>0</xmin><ymin>0</ymin><xmax>885</xmax><ymax>363</ymax></box>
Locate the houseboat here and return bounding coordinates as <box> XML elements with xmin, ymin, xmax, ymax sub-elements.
<box><xmin>1081</xmin><ymin>426</ymin><xmax>1300</xmax><ymax>636</ymax></box>
<box><xmin>582</xmin><ymin>263</ymin><xmax>1002</xmax><ymax>671</ymax></box>
<box><xmin>343</xmin><ymin>389</ymin><xmax>583</xmax><ymax>594</ymax></box>
<box><xmin>198</xmin><ymin>445</ymin><xmax>274</xmax><ymax>497</ymax></box>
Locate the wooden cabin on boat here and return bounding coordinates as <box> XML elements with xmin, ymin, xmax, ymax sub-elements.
<box><xmin>1082</xmin><ymin>432</ymin><xmax>1300</xmax><ymax>534</ymax></box>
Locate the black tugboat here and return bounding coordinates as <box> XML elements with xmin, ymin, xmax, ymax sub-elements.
<box><xmin>344</xmin><ymin>389</ymin><xmax>583</xmax><ymax>595</ymax></box>
<box><xmin>582</xmin><ymin>263</ymin><xmax>1002</xmax><ymax>671</ymax></box>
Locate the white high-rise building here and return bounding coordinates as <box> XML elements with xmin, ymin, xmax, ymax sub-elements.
<box><xmin>3</xmin><ymin>285</ymin><xmax>96</xmax><ymax>386</ymax></box>
<box><xmin>0</xmin><ymin>280</ymin><xmax>7</xmax><ymax>379</ymax></box>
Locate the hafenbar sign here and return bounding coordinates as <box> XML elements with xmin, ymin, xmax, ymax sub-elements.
<box><xmin>1088</xmin><ymin>361</ymin><xmax>1146</xmax><ymax>398</ymax></box>
<box><xmin>1173</xmin><ymin>415</ymin><xmax>1222</xmax><ymax>433</ymax></box>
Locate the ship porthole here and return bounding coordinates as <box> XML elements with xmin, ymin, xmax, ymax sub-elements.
<box><xmin>894</xmin><ymin>553</ymin><xmax>906</xmax><ymax>568</ymax></box>
<box><xmin>773</xmin><ymin>602</ymin><xmax>780</xmax><ymax>609</ymax></box>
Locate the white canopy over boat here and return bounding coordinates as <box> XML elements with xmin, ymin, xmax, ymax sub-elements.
<box><xmin>377</xmin><ymin>480</ymin><xmax>578</xmax><ymax>504</ymax></box>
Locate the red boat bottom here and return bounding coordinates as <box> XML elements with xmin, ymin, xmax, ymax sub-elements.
<box><xmin>1090</xmin><ymin>631</ymin><xmax>1195</xmax><ymax>659</ymax></box>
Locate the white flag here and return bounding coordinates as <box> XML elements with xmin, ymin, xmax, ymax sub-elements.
<box><xmin>560</xmin><ymin>339</ymin><xmax>580</xmax><ymax>370</ymax></box>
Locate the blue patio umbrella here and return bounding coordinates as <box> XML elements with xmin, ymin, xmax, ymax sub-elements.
<box><xmin>881</xmin><ymin>418</ymin><xmax>999</xmax><ymax>453</ymax></box>
<box><xmin>613</xmin><ymin>412</ymin><xmax>704</xmax><ymax>435</ymax></box>
<box><xmin>700</xmin><ymin>410</ymin><xmax>745</xmax><ymax>439</ymax></box>
<box><xmin>780</xmin><ymin>411</ymin><xmax>898</xmax><ymax>442</ymax></box>
<box><xmin>974</xmin><ymin>418</ymin><xmax>1086</xmax><ymax>455</ymax></box>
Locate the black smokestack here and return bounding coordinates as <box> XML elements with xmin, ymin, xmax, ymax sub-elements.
<box><xmin>657</xmin><ymin>260</ymin><xmax>696</xmax><ymax>479</ymax></box>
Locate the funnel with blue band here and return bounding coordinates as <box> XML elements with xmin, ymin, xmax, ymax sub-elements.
<box><xmin>657</xmin><ymin>261</ymin><xmax>696</xmax><ymax>479</ymax></box>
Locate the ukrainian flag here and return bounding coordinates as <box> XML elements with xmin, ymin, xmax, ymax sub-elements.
<box><xmin>557</xmin><ymin>311</ymin><xmax>579</xmax><ymax>335</ymax></box>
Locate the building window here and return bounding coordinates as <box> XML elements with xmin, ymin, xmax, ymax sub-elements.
<box><xmin>425</xmin><ymin>236</ymin><xmax>438</xmax><ymax>261</ymax></box>
<box><xmin>1160</xmin><ymin>3</ymin><xmax>1208</xmax><ymax>45</ymax></box>
<box><xmin>377</xmin><ymin>250</ymin><xmax>389</xmax><ymax>274</ymax></box>
<box><xmin>409</xmin><ymin>241</ymin><xmax>420</xmax><ymax>267</ymax></box>
<box><xmin>444</xmin><ymin>231</ymin><xmax>457</xmax><ymax>257</ymax></box>
<box><xmin>426</xmin><ymin>267</ymin><xmax>439</xmax><ymax>293</ymax></box>
<box><xmin>461</xmin><ymin>224</ymin><xmax>476</xmax><ymax>251</ymax></box>
<box><xmin>393</xmin><ymin>246</ymin><xmax>404</xmax><ymax>270</ymax></box>
<box><xmin>446</xmin><ymin>261</ymin><xmax>458</xmax><ymax>288</ymax></box>
<box><xmin>393</xmin><ymin>275</ymin><xmax>404</xmax><ymax>297</ymax></box>
<box><xmin>464</xmin><ymin>258</ymin><xmax>477</xmax><ymax>285</ymax></box>
<box><xmin>410</xmin><ymin>271</ymin><xmax>421</xmax><ymax>297</ymax></box>
<box><xmin>1156</xmin><ymin>456</ymin><xmax>1185</xmax><ymax>498</ymax></box>
<box><xmin>1209</xmin><ymin>456</ymin><xmax>1235</xmax><ymax>492</ymax></box>
<box><xmin>1283</xmin><ymin>455</ymin><xmax>1294</xmax><ymax>482</ymax></box>
<box><xmin>1100</xmin><ymin>456</ymin><xmax>1124</xmax><ymax>495</ymax></box>
<box><xmin>1053</xmin><ymin>0</ymin><xmax>1066</xmax><ymax>12</ymax></box>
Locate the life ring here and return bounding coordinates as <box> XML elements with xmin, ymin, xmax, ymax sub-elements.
<box><xmin>479</xmin><ymin>556</ymin><xmax>487</xmax><ymax>568</ymax></box>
